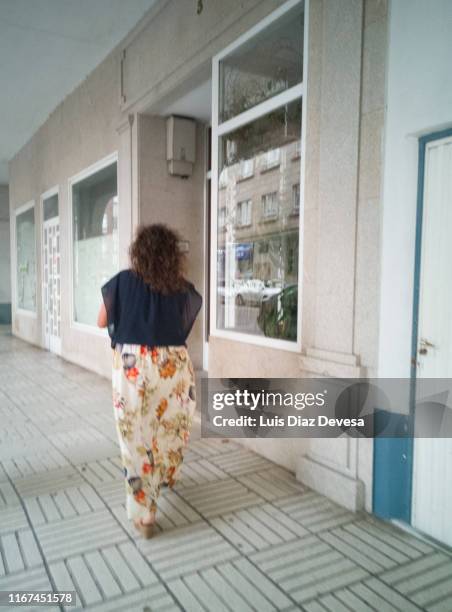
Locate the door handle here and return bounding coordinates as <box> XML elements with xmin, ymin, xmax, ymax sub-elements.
<box><xmin>419</xmin><ymin>338</ymin><xmax>435</xmax><ymax>355</ymax></box>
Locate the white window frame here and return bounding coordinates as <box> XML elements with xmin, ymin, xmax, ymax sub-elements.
<box><xmin>261</xmin><ymin>148</ymin><xmax>281</xmax><ymax>172</ymax></box>
<box><xmin>261</xmin><ymin>192</ymin><xmax>279</xmax><ymax>220</ymax></box>
<box><xmin>236</xmin><ymin>199</ymin><xmax>252</xmax><ymax>227</ymax></box>
<box><xmin>210</xmin><ymin>0</ymin><xmax>308</xmax><ymax>352</ymax></box>
<box><xmin>12</xmin><ymin>200</ymin><xmax>38</xmax><ymax>318</ymax></box>
<box><xmin>68</xmin><ymin>151</ymin><xmax>119</xmax><ymax>336</ymax></box>
<box><xmin>238</xmin><ymin>159</ymin><xmax>254</xmax><ymax>180</ymax></box>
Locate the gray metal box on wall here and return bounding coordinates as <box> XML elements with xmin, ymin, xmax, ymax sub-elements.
<box><xmin>166</xmin><ymin>116</ymin><xmax>196</xmax><ymax>177</ymax></box>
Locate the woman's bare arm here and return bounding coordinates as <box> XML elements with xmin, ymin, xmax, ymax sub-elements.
<box><xmin>97</xmin><ymin>302</ymin><xmax>107</xmax><ymax>328</ymax></box>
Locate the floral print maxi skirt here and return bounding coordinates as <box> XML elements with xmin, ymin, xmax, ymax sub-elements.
<box><xmin>111</xmin><ymin>343</ymin><xmax>196</xmax><ymax>520</ymax></box>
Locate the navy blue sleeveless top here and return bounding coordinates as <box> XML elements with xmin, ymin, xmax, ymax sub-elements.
<box><xmin>101</xmin><ymin>269</ymin><xmax>202</xmax><ymax>349</ymax></box>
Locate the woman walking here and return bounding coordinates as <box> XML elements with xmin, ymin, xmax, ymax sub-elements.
<box><xmin>97</xmin><ymin>224</ymin><xmax>202</xmax><ymax>538</ymax></box>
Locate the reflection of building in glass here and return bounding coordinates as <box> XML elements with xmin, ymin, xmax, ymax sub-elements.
<box><xmin>217</xmin><ymin>138</ymin><xmax>300</xmax><ymax>288</ymax></box>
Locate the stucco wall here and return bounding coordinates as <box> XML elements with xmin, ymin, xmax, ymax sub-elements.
<box><xmin>9</xmin><ymin>51</ymin><xmax>122</xmax><ymax>374</ymax></box>
<box><xmin>0</xmin><ymin>185</ymin><xmax>11</xmax><ymax>323</ymax></box>
<box><xmin>379</xmin><ymin>0</ymin><xmax>452</xmax><ymax>377</ymax></box>
<box><xmin>138</xmin><ymin>114</ymin><xmax>205</xmax><ymax>369</ymax></box>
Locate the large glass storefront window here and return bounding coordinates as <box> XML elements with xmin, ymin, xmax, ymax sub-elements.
<box><xmin>214</xmin><ymin>2</ymin><xmax>304</xmax><ymax>343</ymax></box>
<box><xmin>72</xmin><ymin>160</ymin><xmax>118</xmax><ymax>327</ymax></box>
<box><xmin>219</xmin><ymin>4</ymin><xmax>303</xmax><ymax>122</ymax></box>
<box><xmin>16</xmin><ymin>206</ymin><xmax>36</xmax><ymax>312</ymax></box>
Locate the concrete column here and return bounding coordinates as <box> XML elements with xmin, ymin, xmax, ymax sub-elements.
<box><xmin>297</xmin><ymin>0</ymin><xmax>387</xmax><ymax>514</ymax></box>
<box><xmin>314</xmin><ymin>0</ymin><xmax>364</xmax><ymax>356</ymax></box>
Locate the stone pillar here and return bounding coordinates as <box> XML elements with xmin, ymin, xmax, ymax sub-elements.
<box><xmin>296</xmin><ymin>0</ymin><xmax>367</xmax><ymax>511</ymax></box>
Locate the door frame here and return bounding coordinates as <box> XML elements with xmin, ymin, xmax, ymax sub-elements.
<box><xmin>40</xmin><ymin>185</ymin><xmax>61</xmax><ymax>354</ymax></box>
<box><xmin>411</xmin><ymin>127</ymin><xmax>452</xmax><ymax>380</ymax></box>
<box><xmin>373</xmin><ymin>126</ymin><xmax>452</xmax><ymax>524</ymax></box>
<box><xmin>409</xmin><ymin>126</ymin><xmax>452</xmax><ymax>527</ymax></box>
<box><xmin>203</xmin><ymin>124</ymin><xmax>212</xmax><ymax>372</ymax></box>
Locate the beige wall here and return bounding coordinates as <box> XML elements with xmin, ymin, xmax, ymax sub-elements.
<box><xmin>137</xmin><ymin>114</ymin><xmax>205</xmax><ymax>369</ymax></box>
<box><xmin>9</xmin><ymin>51</ymin><xmax>122</xmax><ymax>375</ymax></box>
<box><xmin>355</xmin><ymin>0</ymin><xmax>387</xmax><ymax>377</ymax></box>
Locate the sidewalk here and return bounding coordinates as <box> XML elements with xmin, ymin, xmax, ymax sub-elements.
<box><xmin>0</xmin><ymin>327</ymin><xmax>451</xmax><ymax>611</ymax></box>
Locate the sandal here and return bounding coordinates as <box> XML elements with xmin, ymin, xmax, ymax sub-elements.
<box><xmin>133</xmin><ymin>518</ymin><xmax>155</xmax><ymax>539</ymax></box>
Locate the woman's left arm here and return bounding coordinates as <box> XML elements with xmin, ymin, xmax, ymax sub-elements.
<box><xmin>97</xmin><ymin>302</ymin><xmax>107</xmax><ymax>328</ymax></box>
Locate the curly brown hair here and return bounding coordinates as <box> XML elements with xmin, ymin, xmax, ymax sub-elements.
<box><xmin>129</xmin><ymin>224</ymin><xmax>187</xmax><ymax>293</ymax></box>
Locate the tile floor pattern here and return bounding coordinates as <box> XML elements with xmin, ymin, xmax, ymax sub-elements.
<box><xmin>0</xmin><ymin>327</ymin><xmax>452</xmax><ymax>611</ymax></box>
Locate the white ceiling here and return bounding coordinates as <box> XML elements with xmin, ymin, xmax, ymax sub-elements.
<box><xmin>151</xmin><ymin>79</ymin><xmax>212</xmax><ymax>123</ymax></box>
<box><xmin>0</xmin><ymin>0</ymin><xmax>158</xmax><ymax>184</ymax></box>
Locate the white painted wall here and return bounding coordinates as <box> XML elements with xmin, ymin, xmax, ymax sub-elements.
<box><xmin>378</xmin><ymin>0</ymin><xmax>452</xmax><ymax>377</ymax></box>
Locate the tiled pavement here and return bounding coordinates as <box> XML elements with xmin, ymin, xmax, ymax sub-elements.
<box><xmin>1</xmin><ymin>327</ymin><xmax>452</xmax><ymax>611</ymax></box>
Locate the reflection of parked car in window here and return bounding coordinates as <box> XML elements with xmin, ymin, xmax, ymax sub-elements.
<box><xmin>257</xmin><ymin>284</ymin><xmax>298</xmax><ymax>340</ymax></box>
<box><xmin>218</xmin><ymin>279</ymin><xmax>265</xmax><ymax>305</ymax></box>
<box><xmin>217</xmin><ymin>279</ymin><xmax>249</xmax><ymax>304</ymax></box>
<box><xmin>234</xmin><ymin>279</ymin><xmax>265</xmax><ymax>305</ymax></box>
<box><xmin>219</xmin><ymin>278</ymin><xmax>287</xmax><ymax>307</ymax></box>
<box><xmin>261</xmin><ymin>280</ymin><xmax>283</xmax><ymax>301</ymax></box>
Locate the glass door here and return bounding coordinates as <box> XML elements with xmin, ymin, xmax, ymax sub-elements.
<box><xmin>42</xmin><ymin>191</ymin><xmax>61</xmax><ymax>354</ymax></box>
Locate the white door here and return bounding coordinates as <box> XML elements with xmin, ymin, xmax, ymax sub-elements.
<box><xmin>43</xmin><ymin>217</ymin><xmax>61</xmax><ymax>354</ymax></box>
<box><xmin>412</xmin><ymin>134</ymin><xmax>452</xmax><ymax>546</ymax></box>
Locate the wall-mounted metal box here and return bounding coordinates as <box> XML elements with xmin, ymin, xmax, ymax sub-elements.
<box><xmin>166</xmin><ymin>116</ymin><xmax>196</xmax><ymax>178</ymax></box>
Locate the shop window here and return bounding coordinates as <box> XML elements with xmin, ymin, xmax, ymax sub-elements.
<box><xmin>212</xmin><ymin>1</ymin><xmax>304</xmax><ymax>345</ymax></box>
<box><xmin>71</xmin><ymin>158</ymin><xmax>118</xmax><ymax>327</ymax></box>
<box><xmin>15</xmin><ymin>204</ymin><xmax>36</xmax><ymax>312</ymax></box>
